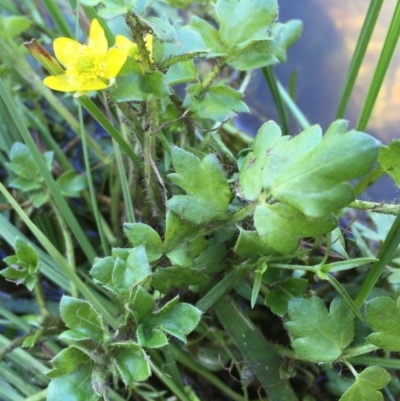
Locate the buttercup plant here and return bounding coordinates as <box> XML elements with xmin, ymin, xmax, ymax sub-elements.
<box><xmin>2</xmin><ymin>0</ymin><xmax>400</xmax><ymax>400</ymax></box>
<box><xmin>43</xmin><ymin>19</ymin><xmax>127</xmax><ymax>96</ymax></box>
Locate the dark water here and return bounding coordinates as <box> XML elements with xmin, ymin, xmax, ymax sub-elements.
<box><xmin>237</xmin><ymin>0</ymin><xmax>400</xmax><ymax>202</ymax></box>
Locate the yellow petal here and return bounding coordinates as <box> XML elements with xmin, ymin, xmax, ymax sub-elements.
<box><xmin>54</xmin><ymin>38</ymin><xmax>83</xmax><ymax>69</ymax></box>
<box><xmin>43</xmin><ymin>74</ymin><xmax>83</xmax><ymax>92</ymax></box>
<box><xmin>115</xmin><ymin>35</ymin><xmax>139</xmax><ymax>59</ymax></box>
<box><xmin>78</xmin><ymin>78</ymin><xmax>108</xmax><ymax>91</ymax></box>
<box><xmin>88</xmin><ymin>19</ymin><xmax>108</xmax><ymax>55</ymax></box>
<box><xmin>102</xmin><ymin>48</ymin><xmax>127</xmax><ymax>79</ymax></box>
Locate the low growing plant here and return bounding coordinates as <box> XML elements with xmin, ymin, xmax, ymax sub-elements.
<box><xmin>1</xmin><ymin>0</ymin><xmax>400</xmax><ymax>400</ymax></box>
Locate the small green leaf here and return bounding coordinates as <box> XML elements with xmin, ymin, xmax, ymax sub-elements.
<box><xmin>47</xmin><ymin>362</ymin><xmax>97</xmax><ymax>401</ymax></box>
<box><xmin>137</xmin><ymin>324</ymin><xmax>168</xmax><ymax>348</ymax></box>
<box><xmin>123</xmin><ymin>223</ymin><xmax>162</xmax><ymax>262</ymax></box>
<box><xmin>9</xmin><ymin>177</ymin><xmax>41</xmax><ymax>191</ymax></box>
<box><xmin>51</xmin><ymin>346</ymin><xmax>91</xmax><ymax>376</ymax></box>
<box><xmin>166</xmin><ymin>237</ymin><xmax>208</xmax><ymax>267</ymax></box>
<box><xmin>274</xmin><ymin>20</ymin><xmax>303</xmax><ymax>63</ymax></box>
<box><xmin>57</xmin><ymin>170</ymin><xmax>87</xmax><ymax>197</ymax></box>
<box><xmin>168</xmin><ymin>147</ymin><xmax>231</xmax><ymax>224</ymax></box>
<box><xmin>339</xmin><ymin>366</ymin><xmax>390</xmax><ymax>401</ymax></box>
<box><xmin>112</xmin><ymin>247</ymin><xmax>151</xmax><ymax>298</ymax></box>
<box><xmin>215</xmin><ymin>0</ymin><xmax>278</xmax><ymax>53</ymax></box>
<box><xmin>285</xmin><ymin>296</ymin><xmax>354</xmax><ymax>362</ymax></box>
<box><xmin>60</xmin><ymin>296</ymin><xmax>106</xmax><ymax>343</ymax></box>
<box><xmin>188</xmin><ymin>16</ymin><xmax>224</xmax><ymax>56</ymax></box>
<box><xmin>152</xmin><ymin>266</ymin><xmax>207</xmax><ymax>293</ymax></box>
<box><xmin>227</xmin><ymin>39</ymin><xmax>278</xmax><ymax>70</ymax></box>
<box><xmin>0</xmin><ymin>16</ymin><xmax>32</xmax><ymax>38</ymax></box>
<box><xmin>366</xmin><ymin>296</ymin><xmax>400</xmax><ymax>351</ymax></box>
<box><xmin>111</xmin><ymin>71</ymin><xmax>171</xmax><ymax>102</ymax></box>
<box><xmin>254</xmin><ymin>203</ymin><xmax>337</xmax><ymax>254</ymax></box>
<box><xmin>112</xmin><ymin>342</ymin><xmax>151</xmax><ymax>384</ymax></box>
<box><xmin>129</xmin><ymin>286</ymin><xmax>155</xmax><ymax>322</ymax></box>
<box><xmin>169</xmin><ymin>147</ymin><xmax>230</xmax><ymax>209</ymax></box>
<box><xmin>163</xmin><ymin>211</ymin><xmax>200</xmax><ymax>253</ymax></box>
<box><xmin>234</xmin><ymin>229</ymin><xmax>275</xmax><ymax>256</ymax></box>
<box><xmin>378</xmin><ymin>140</ymin><xmax>400</xmax><ymax>186</ymax></box>
<box><xmin>142</xmin><ymin>299</ymin><xmax>202</xmax><ymax>343</ymax></box>
<box><xmin>15</xmin><ymin>237</ymin><xmax>38</xmax><ymax>266</ymax></box>
<box><xmin>167</xmin><ymin>195</ymin><xmax>229</xmax><ymax>225</ymax></box>
<box><xmin>90</xmin><ymin>256</ymin><xmax>115</xmax><ymax>285</ymax></box>
<box><xmin>265</xmin><ymin>278</ymin><xmax>308</xmax><ymax>316</ymax></box>
<box><xmin>165</xmin><ymin>60</ymin><xmax>197</xmax><ymax>85</ymax></box>
<box><xmin>186</xmin><ymin>84</ymin><xmax>249</xmax><ymax>121</ymax></box>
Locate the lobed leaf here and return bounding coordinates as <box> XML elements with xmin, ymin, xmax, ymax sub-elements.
<box><xmin>339</xmin><ymin>366</ymin><xmax>390</xmax><ymax>401</ymax></box>
<box><xmin>285</xmin><ymin>296</ymin><xmax>354</xmax><ymax>362</ymax></box>
<box><xmin>366</xmin><ymin>296</ymin><xmax>400</xmax><ymax>351</ymax></box>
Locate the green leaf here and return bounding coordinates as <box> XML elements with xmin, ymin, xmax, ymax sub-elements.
<box><xmin>112</xmin><ymin>342</ymin><xmax>151</xmax><ymax>384</ymax></box>
<box><xmin>215</xmin><ymin>0</ymin><xmax>278</xmax><ymax>53</ymax></box>
<box><xmin>238</xmin><ymin>120</ymin><xmax>319</xmax><ymax>201</ymax></box>
<box><xmin>274</xmin><ymin>20</ymin><xmax>303</xmax><ymax>63</ymax></box>
<box><xmin>339</xmin><ymin>366</ymin><xmax>390</xmax><ymax>401</ymax></box>
<box><xmin>163</xmin><ymin>211</ymin><xmax>200</xmax><ymax>253</ymax></box>
<box><xmin>166</xmin><ymin>237</ymin><xmax>208</xmax><ymax>267</ymax></box>
<box><xmin>186</xmin><ymin>84</ymin><xmax>249</xmax><ymax>121</ymax></box>
<box><xmin>272</xmin><ymin>125</ymin><xmax>380</xmax><ymax>218</ymax></box>
<box><xmin>123</xmin><ymin>223</ymin><xmax>162</xmax><ymax>262</ymax></box>
<box><xmin>265</xmin><ymin>278</ymin><xmax>308</xmax><ymax>316</ymax></box>
<box><xmin>0</xmin><ymin>16</ymin><xmax>32</xmax><ymax>38</ymax></box>
<box><xmin>165</xmin><ymin>60</ymin><xmax>197</xmax><ymax>85</ymax></box>
<box><xmin>47</xmin><ymin>362</ymin><xmax>97</xmax><ymax>401</ymax></box>
<box><xmin>366</xmin><ymin>296</ymin><xmax>400</xmax><ymax>351</ymax></box>
<box><xmin>112</xmin><ymin>246</ymin><xmax>152</xmax><ymax>298</ymax></box>
<box><xmin>234</xmin><ymin>229</ymin><xmax>275</xmax><ymax>256</ymax></box>
<box><xmin>15</xmin><ymin>237</ymin><xmax>38</xmax><ymax>267</ymax></box>
<box><xmin>226</xmin><ymin>39</ymin><xmax>278</xmax><ymax>71</ymax></box>
<box><xmin>56</xmin><ymin>170</ymin><xmax>87</xmax><ymax>197</ymax></box>
<box><xmin>142</xmin><ymin>298</ymin><xmax>202</xmax><ymax>343</ymax></box>
<box><xmin>60</xmin><ymin>296</ymin><xmax>106</xmax><ymax>343</ymax></box>
<box><xmin>152</xmin><ymin>266</ymin><xmax>207</xmax><ymax>293</ymax></box>
<box><xmin>188</xmin><ymin>16</ymin><xmax>224</xmax><ymax>56</ymax></box>
<box><xmin>285</xmin><ymin>296</ymin><xmax>354</xmax><ymax>362</ymax></box>
<box><xmin>251</xmin><ymin>262</ymin><xmax>267</xmax><ymax>308</ymax></box>
<box><xmin>194</xmin><ymin>243</ymin><xmax>226</xmax><ymax>273</ymax></box>
<box><xmin>111</xmin><ymin>71</ymin><xmax>171</xmax><ymax>102</ymax></box>
<box><xmin>1</xmin><ymin>237</ymin><xmax>39</xmax><ymax>291</ymax></box>
<box><xmin>168</xmin><ymin>147</ymin><xmax>231</xmax><ymax>223</ymax></box>
<box><xmin>167</xmin><ymin>195</ymin><xmax>229</xmax><ymax>225</ymax></box>
<box><xmin>50</xmin><ymin>346</ymin><xmax>91</xmax><ymax>376</ymax></box>
<box><xmin>7</xmin><ymin>142</ymin><xmax>40</xmax><ymax>180</ymax></box>
<box><xmin>31</xmin><ymin>192</ymin><xmax>49</xmax><ymax>207</ymax></box>
<box><xmin>90</xmin><ymin>256</ymin><xmax>115</xmax><ymax>285</ymax></box>
<box><xmin>137</xmin><ymin>324</ymin><xmax>168</xmax><ymax>348</ymax></box>
<box><xmin>378</xmin><ymin>140</ymin><xmax>400</xmax><ymax>186</ymax></box>
<box><xmin>9</xmin><ymin>177</ymin><xmax>41</xmax><ymax>191</ymax></box>
<box><xmin>129</xmin><ymin>286</ymin><xmax>155</xmax><ymax>322</ymax></box>
<box><xmin>254</xmin><ymin>203</ymin><xmax>337</xmax><ymax>254</ymax></box>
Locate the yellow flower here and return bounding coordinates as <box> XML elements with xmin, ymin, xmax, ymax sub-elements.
<box><xmin>43</xmin><ymin>19</ymin><xmax>127</xmax><ymax>96</ymax></box>
<box><xmin>115</xmin><ymin>33</ymin><xmax>154</xmax><ymax>64</ymax></box>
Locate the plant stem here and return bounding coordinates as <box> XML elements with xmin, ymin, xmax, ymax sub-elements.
<box><xmin>341</xmin><ymin>343</ymin><xmax>380</xmax><ymax>358</ymax></box>
<box><xmin>349</xmin><ymin>199</ymin><xmax>399</xmax><ymax>215</ymax></box>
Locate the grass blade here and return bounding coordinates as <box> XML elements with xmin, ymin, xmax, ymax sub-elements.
<box><xmin>355</xmin><ymin>210</ymin><xmax>400</xmax><ymax>307</ymax></box>
<box><xmin>336</xmin><ymin>0</ymin><xmax>384</xmax><ymax>118</ymax></box>
<box><xmin>357</xmin><ymin>0</ymin><xmax>400</xmax><ymax>131</ymax></box>
<box><xmin>215</xmin><ymin>296</ymin><xmax>299</xmax><ymax>401</ymax></box>
<box><xmin>261</xmin><ymin>67</ymin><xmax>290</xmax><ymax>135</ymax></box>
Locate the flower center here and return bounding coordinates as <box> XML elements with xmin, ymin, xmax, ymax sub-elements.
<box><xmin>74</xmin><ymin>54</ymin><xmax>102</xmax><ymax>80</ymax></box>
